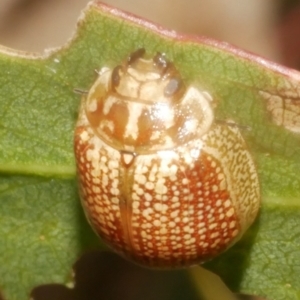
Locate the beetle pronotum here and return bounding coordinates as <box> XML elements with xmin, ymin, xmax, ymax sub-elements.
<box><xmin>74</xmin><ymin>49</ymin><xmax>260</xmax><ymax>268</ymax></box>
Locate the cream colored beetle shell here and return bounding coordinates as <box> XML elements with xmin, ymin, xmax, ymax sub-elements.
<box><xmin>74</xmin><ymin>49</ymin><xmax>260</xmax><ymax>268</ymax></box>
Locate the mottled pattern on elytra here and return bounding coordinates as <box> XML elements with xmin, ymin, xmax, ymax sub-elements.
<box><xmin>203</xmin><ymin>125</ymin><xmax>260</xmax><ymax>233</ymax></box>
<box><xmin>75</xmin><ymin>126</ymin><xmax>126</xmax><ymax>252</ymax></box>
<box><xmin>127</xmin><ymin>144</ymin><xmax>239</xmax><ymax>266</ymax></box>
<box><xmin>75</xmin><ymin>120</ymin><xmax>259</xmax><ymax>267</ymax></box>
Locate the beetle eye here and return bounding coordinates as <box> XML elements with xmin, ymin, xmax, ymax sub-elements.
<box><xmin>164</xmin><ymin>77</ymin><xmax>183</xmax><ymax>97</ymax></box>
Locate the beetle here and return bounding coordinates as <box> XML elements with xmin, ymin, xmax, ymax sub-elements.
<box><xmin>74</xmin><ymin>49</ymin><xmax>260</xmax><ymax>268</ymax></box>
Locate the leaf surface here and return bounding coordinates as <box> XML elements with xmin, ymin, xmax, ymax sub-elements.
<box><xmin>1</xmin><ymin>2</ymin><xmax>300</xmax><ymax>299</ymax></box>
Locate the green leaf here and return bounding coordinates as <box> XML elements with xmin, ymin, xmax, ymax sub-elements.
<box><xmin>1</xmin><ymin>2</ymin><xmax>300</xmax><ymax>299</ymax></box>
<box><xmin>0</xmin><ymin>175</ymin><xmax>100</xmax><ymax>300</ymax></box>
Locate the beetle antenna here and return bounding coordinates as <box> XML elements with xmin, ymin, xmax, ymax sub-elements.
<box><xmin>73</xmin><ymin>88</ymin><xmax>89</xmax><ymax>95</ymax></box>
<box><xmin>215</xmin><ymin>119</ymin><xmax>251</xmax><ymax>131</ymax></box>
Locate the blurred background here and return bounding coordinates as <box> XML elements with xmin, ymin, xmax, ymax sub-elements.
<box><xmin>0</xmin><ymin>0</ymin><xmax>299</xmax><ymax>69</ymax></box>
